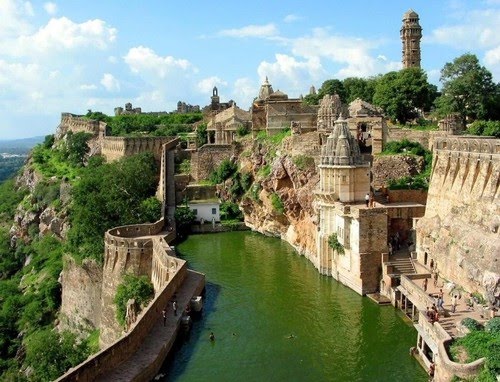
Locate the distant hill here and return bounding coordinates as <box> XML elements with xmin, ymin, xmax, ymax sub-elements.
<box><xmin>0</xmin><ymin>136</ymin><xmax>45</xmax><ymax>152</ymax></box>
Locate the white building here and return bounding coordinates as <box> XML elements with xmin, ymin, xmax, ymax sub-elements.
<box><xmin>187</xmin><ymin>200</ymin><xmax>220</xmax><ymax>223</ymax></box>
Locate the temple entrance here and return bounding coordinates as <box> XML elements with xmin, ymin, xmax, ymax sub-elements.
<box><xmin>357</xmin><ymin>123</ymin><xmax>372</xmax><ymax>154</ymax></box>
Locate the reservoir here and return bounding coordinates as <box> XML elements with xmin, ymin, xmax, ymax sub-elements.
<box><xmin>162</xmin><ymin>231</ymin><xmax>426</xmax><ymax>381</ymax></box>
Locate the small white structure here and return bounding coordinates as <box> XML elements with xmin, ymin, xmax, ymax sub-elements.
<box><xmin>187</xmin><ymin>199</ymin><xmax>220</xmax><ymax>223</ymax></box>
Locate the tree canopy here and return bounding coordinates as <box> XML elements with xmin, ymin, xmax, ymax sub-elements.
<box><xmin>372</xmin><ymin>68</ymin><xmax>437</xmax><ymax>124</ymax></box>
<box><xmin>434</xmin><ymin>53</ymin><xmax>500</xmax><ymax>123</ymax></box>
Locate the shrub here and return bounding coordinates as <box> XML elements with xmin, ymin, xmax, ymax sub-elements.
<box><xmin>461</xmin><ymin>317</ymin><xmax>482</xmax><ymax>332</ymax></box>
<box><xmin>174</xmin><ymin>206</ymin><xmax>196</xmax><ymax>234</ymax></box>
<box><xmin>467</xmin><ymin>120</ymin><xmax>500</xmax><ymax>138</ymax></box>
<box><xmin>220</xmin><ymin>202</ymin><xmax>243</xmax><ymax>221</ymax></box>
<box><xmin>485</xmin><ymin>317</ymin><xmax>500</xmax><ymax>334</ymax></box>
<box><xmin>139</xmin><ymin>197</ymin><xmax>162</xmax><ymax>223</ymax></box>
<box><xmin>270</xmin><ymin>193</ymin><xmax>285</xmax><ymax>215</ymax></box>
<box><xmin>293</xmin><ymin>155</ymin><xmax>315</xmax><ymax>170</ymax></box>
<box><xmin>328</xmin><ymin>233</ymin><xmax>345</xmax><ymax>254</ymax></box>
<box><xmin>114</xmin><ymin>275</ymin><xmax>154</xmax><ymax>326</ymax></box>
<box><xmin>209</xmin><ymin>159</ymin><xmax>238</xmax><ymax>185</ymax></box>
<box><xmin>236</xmin><ymin>125</ymin><xmax>250</xmax><ymax>137</ymax></box>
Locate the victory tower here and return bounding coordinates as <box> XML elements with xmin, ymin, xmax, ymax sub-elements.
<box><xmin>401</xmin><ymin>9</ymin><xmax>422</xmax><ymax>69</ymax></box>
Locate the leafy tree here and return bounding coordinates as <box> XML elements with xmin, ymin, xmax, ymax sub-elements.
<box><xmin>174</xmin><ymin>206</ymin><xmax>196</xmax><ymax>234</ymax></box>
<box><xmin>114</xmin><ymin>275</ymin><xmax>154</xmax><ymax>326</ymax></box>
<box><xmin>220</xmin><ymin>201</ymin><xmax>243</xmax><ymax>221</ymax></box>
<box><xmin>318</xmin><ymin>79</ymin><xmax>347</xmax><ymax>103</ymax></box>
<box><xmin>435</xmin><ymin>53</ymin><xmax>498</xmax><ymax>124</ymax></box>
<box><xmin>343</xmin><ymin>76</ymin><xmax>377</xmax><ymax>103</ymax></box>
<box><xmin>466</xmin><ymin>120</ymin><xmax>500</xmax><ymax>138</ymax></box>
<box><xmin>64</xmin><ymin>131</ymin><xmax>92</xmax><ymax>167</ymax></box>
<box><xmin>138</xmin><ymin>197</ymin><xmax>162</xmax><ymax>223</ymax></box>
<box><xmin>67</xmin><ymin>153</ymin><xmax>159</xmax><ymax>262</ymax></box>
<box><xmin>373</xmin><ymin>68</ymin><xmax>437</xmax><ymax>123</ymax></box>
<box><xmin>209</xmin><ymin>159</ymin><xmax>238</xmax><ymax>185</ymax></box>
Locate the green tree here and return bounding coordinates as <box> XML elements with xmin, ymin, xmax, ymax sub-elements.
<box><xmin>67</xmin><ymin>153</ymin><xmax>159</xmax><ymax>262</ymax></box>
<box><xmin>174</xmin><ymin>206</ymin><xmax>196</xmax><ymax>234</ymax></box>
<box><xmin>343</xmin><ymin>76</ymin><xmax>377</xmax><ymax>103</ymax></box>
<box><xmin>373</xmin><ymin>68</ymin><xmax>436</xmax><ymax>123</ymax></box>
<box><xmin>114</xmin><ymin>275</ymin><xmax>154</xmax><ymax>326</ymax></box>
<box><xmin>435</xmin><ymin>53</ymin><xmax>498</xmax><ymax>124</ymax></box>
<box><xmin>196</xmin><ymin>123</ymin><xmax>208</xmax><ymax>146</ymax></box>
<box><xmin>64</xmin><ymin>131</ymin><xmax>92</xmax><ymax>167</ymax></box>
<box><xmin>318</xmin><ymin>79</ymin><xmax>347</xmax><ymax>103</ymax></box>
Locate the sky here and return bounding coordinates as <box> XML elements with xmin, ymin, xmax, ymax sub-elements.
<box><xmin>1</xmin><ymin>0</ymin><xmax>500</xmax><ymax>140</ymax></box>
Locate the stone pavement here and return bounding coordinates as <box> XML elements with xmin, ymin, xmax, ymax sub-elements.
<box><xmin>98</xmin><ymin>270</ymin><xmax>205</xmax><ymax>382</ymax></box>
<box><xmin>414</xmin><ymin>267</ymin><xmax>487</xmax><ymax>337</ymax></box>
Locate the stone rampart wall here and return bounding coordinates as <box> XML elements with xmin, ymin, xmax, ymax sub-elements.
<box><xmin>387</xmin><ymin>128</ymin><xmax>448</xmax><ymax>151</ymax></box>
<box><xmin>56</xmin><ymin>255</ymin><xmax>187</xmax><ymax>382</ymax></box>
<box><xmin>190</xmin><ymin>144</ymin><xmax>234</xmax><ymax>181</ymax></box>
<box><xmin>101</xmin><ymin>136</ymin><xmax>177</xmax><ymax>162</ymax></box>
<box><xmin>59</xmin><ymin>113</ymin><xmax>101</xmax><ymax>136</ymax></box>
<box><xmin>416</xmin><ymin>136</ymin><xmax>500</xmax><ymax>302</ymax></box>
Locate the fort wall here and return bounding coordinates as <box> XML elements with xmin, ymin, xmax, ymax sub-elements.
<box><xmin>416</xmin><ymin>137</ymin><xmax>500</xmax><ymax>302</ymax></box>
<box><xmin>101</xmin><ymin>136</ymin><xmax>177</xmax><ymax>162</ymax></box>
<box><xmin>190</xmin><ymin>144</ymin><xmax>235</xmax><ymax>181</ymax></box>
<box><xmin>56</xmin><ymin>238</ymin><xmax>187</xmax><ymax>382</ymax></box>
<box><xmin>387</xmin><ymin>128</ymin><xmax>448</xmax><ymax>151</ymax></box>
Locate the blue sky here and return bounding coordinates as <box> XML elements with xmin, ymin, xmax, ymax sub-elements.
<box><xmin>1</xmin><ymin>0</ymin><xmax>500</xmax><ymax>140</ymax></box>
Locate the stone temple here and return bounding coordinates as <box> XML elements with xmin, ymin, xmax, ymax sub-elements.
<box><xmin>401</xmin><ymin>9</ymin><xmax>422</xmax><ymax>69</ymax></box>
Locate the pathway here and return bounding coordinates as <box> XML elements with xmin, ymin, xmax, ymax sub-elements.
<box><xmin>97</xmin><ymin>270</ymin><xmax>205</xmax><ymax>382</ymax></box>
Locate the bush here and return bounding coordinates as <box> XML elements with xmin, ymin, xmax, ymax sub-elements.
<box><xmin>174</xmin><ymin>206</ymin><xmax>196</xmax><ymax>234</ymax></box>
<box><xmin>485</xmin><ymin>317</ymin><xmax>500</xmax><ymax>334</ymax></box>
<box><xmin>114</xmin><ymin>275</ymin><xmax>154</xmax><ymax>326</ymax></box>
<box><xmin>209</xmin><ymin>159</ymin><xmax>238</xmax><ymax>185</ymax></box>
<box><xmin>467</xmin><ymin>120</ymin><xmax>500</xmax><ymax>138</ymax></box>
<box><xmin>236</xmin><ymin>125</ymin><xmax>250</xmax><ymax>137</ymax></box>
<box><xmin>220</xmin><ymin>202</ymin><xmax>243</xmax><ymax>221</ymax></box>
<box><xmin>138</xmin><ymin>197</ymin><xmax>162</xmax><ymax>223</ymax></box>
<box><xmin>328</xmin><ymin>233</ymin><xmax>345</xmax><ymax>254</ymax></box>
<box><xmin>461</xmin><ymin>317</ymin><xmax>482</xmax><ymax>332</ymax></box>
<box><xmin>270</xmin><ymin>193</ymin><xmax>285</xmax><ymax>215</ymax></box>
<box><xmin>293</xmin><ymin>155</ymin><xmax>315</xmax><ymax>170</ymax></box>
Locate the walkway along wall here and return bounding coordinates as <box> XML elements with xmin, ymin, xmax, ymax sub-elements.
<box><xmin>56</xmin><ymin>220</ymin><xmax>192</xmax><ymax>381</ymax></box>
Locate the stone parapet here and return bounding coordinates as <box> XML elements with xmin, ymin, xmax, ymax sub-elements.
<box><xmin>435</xmin><ymin>339</ymin><xmax>485</xmax><ymax>382</ymax></box>
<box><xmin>101</xmin><ymin>136</ymin><xmax>178</xmax><ymax>162</ymax></box>
<box><xmin>56</xmin><ymin>257</ymin><xmax>188</xmax><ymax>382</ymax></box>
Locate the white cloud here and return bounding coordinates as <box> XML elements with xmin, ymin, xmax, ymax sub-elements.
<box><xmin>43</xmin><ymin>2</ymin><xmax>57</xmax><ymax>15</ymax></box>
<box><xmin>218</xmin><ymin>23</ymin><xmax>278</xmax><ymax>38</ymax></box>
<box><xmin>258</xmin><ymin>54</ymin><xmax>325</xmax><ymax>96</ymax></box>
<box><xmin>0</xmin><ymin>0</ymin><xmax>34</xmax><ymax>38</ymax></box>
<box><xmin>100</xmin><ymin>73</ymin><xmax>120</xmax><ymax>92</ymax></box>
<box><xmin>232</xmin><ymin>77</ymin><xmax>257</xmax><ymax>106</ymax></box>
<box><xmin>12</xmin><ymin>17</ymin><xmax>117</xmax><ymax>55</ymax></box>
<box><xmin>289</xmin><ymin>28</ymin><xmax>399</xmax><ymax>78</ymax></box>
<box><xmin>197</xmin><ymin>76</ymin><xmax>227</xmax><ymax>94</ymax></box>
<box><xmin>124</xmin><ymin>46</ymin><xmax>194</xmax><ymax>79</ymax></box>
<box><xmin>430</xmin><ymin>9</ymin><xmax>500</xmax><ymax>49</ymax></box>
<box><xmin>284</xmin><ymin>14</ymin><xmax>301</xmax><ymax>23</ymax></box>
<box><xmin>80</xmin><ymin>83</ymin><xmax>97</xmax><ymax>90</ymax></box>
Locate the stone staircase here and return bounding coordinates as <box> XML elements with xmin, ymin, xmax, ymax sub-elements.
<box><xmin>387</xmin><ymin>256</ymin><xmax>415</xmax><ymax>276</ymax></box>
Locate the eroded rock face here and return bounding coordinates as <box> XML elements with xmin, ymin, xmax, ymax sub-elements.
<box><xmin>59</xmin><ymin>257</ymin><xmax>103</xmax><ymax>334</ymax></box>
<box><xmin>238</xmin><ymin>133</ymin><xmax>320</xmax><ymax>260</ymax></box>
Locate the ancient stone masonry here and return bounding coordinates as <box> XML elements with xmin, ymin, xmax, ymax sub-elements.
<box><xmin>251</xmin><ymin>77</ymin><xmax>318</xmax><ymax>136</ymax></box>
<box><xmin>190</xmin><ymin>144</ymin><xmax>235</xmax><ymax>182</ymax></box>
<box><xmin>416</xmin><ymin>136</ymin><xmax>500</xmax><ymax>302</ymax></box>
<box><xmin>438</xmin><ymin>114</ymin><xmax>465</xmax><ymax>134</ymax></box>
<box><xmin>114</xmin><ymin>102</ymin><xmax>142</xmax><ymax>116</ymax></box>
<box><xmin>57</xmin><ymin>113</ymin><xmax>106</xmax><ymax>138</ymax></box>
<box><xmin>401</xmin><ymin>9</ymin><xmax>422</xmax><ymax>69</ymax></box>
<box><xmin>315</xmin><ymin>117</ymin><xmax>378</xmax><ymax>294</ymax></box>
<box><xmin>207</xmin><ymin>104</ymin><xmax>251</xmax><ymax>145</ymax></box>
<box><xmin>101</xmin><ymin>136</ymin><xmax>177</xmax><ymax>162</ymax></box>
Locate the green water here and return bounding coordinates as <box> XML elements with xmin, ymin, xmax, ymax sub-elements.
<box><xmin>161</xmin><ymin>231</ymin><xmax>426</xmax><ymax>382</ymax></box>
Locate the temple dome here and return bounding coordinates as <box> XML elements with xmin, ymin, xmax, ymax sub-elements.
<box><xmin>258</xmin><ymin>77</ymin><xmax>274</xmax><ymax>101</ymax></box>
<box><xmin>320</xmin><ymin>117</ymin><xmax>364</xmax><ymax>166</ymax></box>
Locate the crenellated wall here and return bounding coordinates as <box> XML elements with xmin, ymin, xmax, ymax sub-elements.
<box><xmin>58</xmin><ymin>113</ymin><xmax>103</xmax><ymax>136</ymax></box>
<box><xmin>101</xmin><ymin>136</ymin><xmax>178</xmax><ymax>162</ymax></box>
<box><xmin>99</xmin><ymin>219</ymin><xmax>171</xmax><ymax>347</ymax></box>
<box><xmin>416</xmin><ymin>136</ymin><xmax>500</xmax><ymax>303</ymax></box>
<box><xmin>56</xmin><ymin>232</ymin><xmax>189</xmax><ymax>382</ymax></box>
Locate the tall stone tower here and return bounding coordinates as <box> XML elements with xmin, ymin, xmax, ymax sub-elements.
<box><xmin>401</xmin><ymin>9</ymin><xmax>422</xmax><ymax>69</ymax></box>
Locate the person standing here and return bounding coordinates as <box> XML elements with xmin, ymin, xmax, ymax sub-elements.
<box><xmin>437</xmin><ymin>289</ymin><xmax>444</xmax><ymax>311</ymax></box>
<box><xmin>451</xmin><ymin>295</ymin><xmax>458</xmax><ymax>313</ymax></box>
<box><xmin>365</xmin><ymin>193</ymin><xmax>370</xmax><ymax>207</ymax></box>
<box><xmin>423</xmin><ymin>278</ymin><xmax>428</xmax><ymax>292</ymax></box>
<box><xmin>173</xmin><ymin>300</ymin><xmax>178</xmax><ymax>316</ymax></box>
<box><xmin>162</xmin><ymin>308</ymin><xmax>167</xmax><ymax>326</ymax></box>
